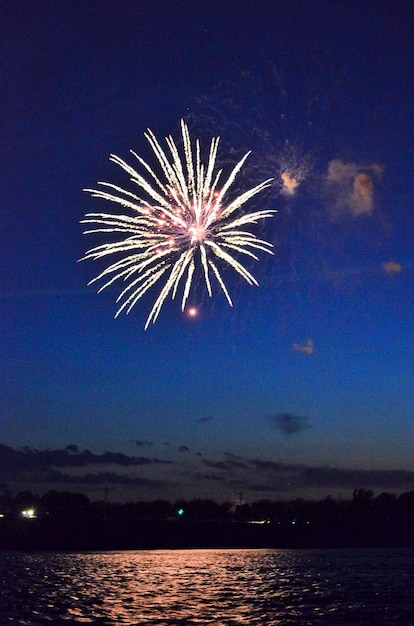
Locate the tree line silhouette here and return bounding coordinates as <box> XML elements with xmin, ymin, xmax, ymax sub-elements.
<box><xmin>1</xmin><ymin>488</ymin><xmax>413</xmax><ymax>550</ymax></box>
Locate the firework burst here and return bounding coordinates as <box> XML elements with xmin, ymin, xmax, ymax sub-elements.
<box><xmin>81</xmin><ymin>120</ymin><xmax>275</xmax><ymax>329</ymax></box>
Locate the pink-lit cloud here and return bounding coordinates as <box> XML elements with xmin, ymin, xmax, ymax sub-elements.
<box><xmin>382</xmin><ymin>261</ymin><xmax>402</xmax><ymax>277</ymax></box>
<box><xmin>292</xmin><ymin>338</ymin><xmax>314</xmax><ymax>354</ymax></box>
<box><xmin>280</xmin><ymin>171</ymin><xmax>299</xmax><ymax>195</ymax></box>
<box><xmin>325</xmin><ymin>159</ymin><xmax>382</xmax><ymax>217</ymax></box>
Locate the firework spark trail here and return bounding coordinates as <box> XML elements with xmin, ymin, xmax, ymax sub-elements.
<box><xmin>81</xmin><ymin>120</ymin><xmax>275</xmax><ymax>329</ymax></box>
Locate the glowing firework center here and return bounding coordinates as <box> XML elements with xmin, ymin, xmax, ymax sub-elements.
<box><xmin>189</xmin><ymin>222</ymin><xmax>208</xmax><ymax>245</ymax></box>
<box><xmin>82</xmin><ymin>120</ymin><xmax>275</xmax><ymax>329</ymax></box>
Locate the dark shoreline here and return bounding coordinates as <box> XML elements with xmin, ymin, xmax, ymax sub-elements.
<box><xmin>2</xmin><ymin>517</ymin><xmax>413</xmax><ymax>552</ymax></box>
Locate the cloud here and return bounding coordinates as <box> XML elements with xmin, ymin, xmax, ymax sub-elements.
<box><xmin>325</xmin><ymin>159</ymin><xmax>382</xmax><ymax>218</ymax></box>
<box><xmin>0</xmin><ymin>443</ymin><xmax>171</xmax><ymax>473</ymax></box>
<box><xmin>247</xmin><ymin>459</ymin><xmax>414</xmax><ymax>492</ymax></box>
<box><xmin>178</xmin><ymin>445</ymin><xmax>190</xmax><ymax>453</ymax></box>
<box><xmin>327</xmin><ymin>159</ymin><xmax>383</xmax><ymax>184</ymax></box>
<box><xmin>382</xmin><ymin>261</ymin><xmax>402</xmax><ymax>277</ymax></box>
<box><xmin>43</xmin><ymin>470</ymin><xmax>167</xmax><ymax>488</ymax></box>
<box><xmin>203</xmin><ymin>457</ymin><xmax>248</xmax><ymax>471</ymax></box>
<box><xmin>351</xmin><ymin>173</ymin><xmax>374</xmax><ymax>215</ymax></box>
<box><xmin>136</xmin><ymin>440</ymin><xmax>154</xmax><ymax>447</ymax></box>
<box><xmin>275</xmin><ymin>141</ymin><xmax>312</xmax><ymax>197</ymax></box>
<box><xmin>0</xmin><ymin>443</ymin><xmax>176</xmax><ymax>500</ymax></box>
<box><xmin>280</xmin><ymin>171</ymin><xmax>299</xmax><ymax>196</ymax></box>
<box><xmin>195</xmin><ymin>453</ymin><xmax>414</xmax><ymax>496</ymax></box>
<box><xmin>292</xmin><ymin>338</ymin><xmax>314</xmax><ymax>354</ymax></box>
<box><xmin>2</xmin><ymin>443</ymin><xmax>413</xmax><ymax>502</ymax></box>
<box><xmin>195</xmin><ymin>416</ymin><xmax>214</xmax><ymax>424</ymax></box>
<box><xmin>267</xmin><ymin>413</ymin><xmax>311</xmax><ymax>436</ymax></box>
<box><xmin>197</xmin><ymin>473</ymin><xmax>226</xmax><ymax>483</ymax></box>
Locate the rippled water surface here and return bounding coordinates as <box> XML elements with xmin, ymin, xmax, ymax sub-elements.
<box><xmin>0</xmin><ymin>548</ymin><xmax>413</xmax><ymax>625</ymax></box>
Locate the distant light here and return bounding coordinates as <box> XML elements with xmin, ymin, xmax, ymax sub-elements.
<box><xmin>177</xmin><ymin>508</ymin><xmax>184</xmax><ymax>516</ymax></box>
<box><xmin>0</xmin><ymin>513</ymin><xmax>4</xmax><ymax>518</ymax></box>
<box><xmin>187</xmin><ymin>307</ymin><xmax>198</xmax><ymax>318</ymax></box>
<box><xmin>21</xmin><ymin>508</ymin><xmax>37</xmax><ymax>519</ymax></box>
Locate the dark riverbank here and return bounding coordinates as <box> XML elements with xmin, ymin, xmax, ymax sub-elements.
<box><xmin>2</xmin><ymin>488</ymin><xmax>413</xmax><ymax>551</ymax></box>
<box><xmin>1</xmin><ymin>516</ymin><xmax>413</xmax><ymax>551</ymax></box>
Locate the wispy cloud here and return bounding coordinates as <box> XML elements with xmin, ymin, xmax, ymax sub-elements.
<box><xmin>267</xmin><ymin>413</ymin><xmax>312</xmax><ymax>436</ymax></box>
<box><xmin>0</xmin><ymin>443</ymin><xmax>171</xmax><ymax>472</ymax></box>
<box><xmin>203</xmin><ymin>456</ymin><xmax>248</xmax><ymax>471</ymax></box>
<box><xmin>200</xmin><ymin>452</ymin><xmax>414</xmax><ymax>495</ymax></box>
<box><xmin>325</xmin><ymin>159</ymin><xmax>382</xmax><ymax>218</ymax></box>
<box><xmin>275</xmin><ymin>140</ymin><xmax>312</xmax><ymax>197</ymax></box>
<box><xmin>2</xmin><ymin>443</ymin><xmax>413</xmax><ymax>502</ymax></box>
<box><xmin>246</xmin><ymin>459</ymin><xmax>414</xmax><ymax>492</ymax></box>
<box><xmin>195</xmin><ymin>416</ymin><xmax>214</xmax><ymax>424</ymax></box>
<box><xmin>292</xmin><ymin>338</ymin><xmax>314</xmax><ymax>354</ymax></box>
<box><xmin>43</xmin><ymin>470</ymin><xmax>167</xmax><ymax>488</ymax></box>
<box><xmin>280</xmin><ymin>171</ymin><xmax>299</xmax><ymax>196</ymax></box>
<box><xmin>136</xmin><ymin>440</ymin><xmax>154</xmax><ymax>447</ymax></box>
<box><xmin>178</xmin><ymin>445</ymin><xmax>190</xmax><ymax>453</ymax></box>
<box><xmin>382</xmin><ymin>261</ymin><xmax>402</xmax><ymax>277</ymax></box>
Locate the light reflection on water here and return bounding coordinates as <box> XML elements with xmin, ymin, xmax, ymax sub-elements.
<box><xmin>0</xmin><ymin>548</ymin><xmax>413</xmax><ymax>625</ymax></box>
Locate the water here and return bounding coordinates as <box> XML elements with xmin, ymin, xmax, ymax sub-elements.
<box><xmin>0</xmin><ymin>548</ymin><xmax>412</xmax><ymax>625</ymax></box>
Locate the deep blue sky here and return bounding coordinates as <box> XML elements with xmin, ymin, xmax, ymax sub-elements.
<box><xmin>1</xmin><ymin>0</ymin><xmax>414</xmax><ymax>503</ymax></box>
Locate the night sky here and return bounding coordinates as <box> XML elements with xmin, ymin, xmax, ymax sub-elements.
<box><xmin>2</xmin><ymin>0</ymin><xmax>414</xmax><ymax>503</ymax></box>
